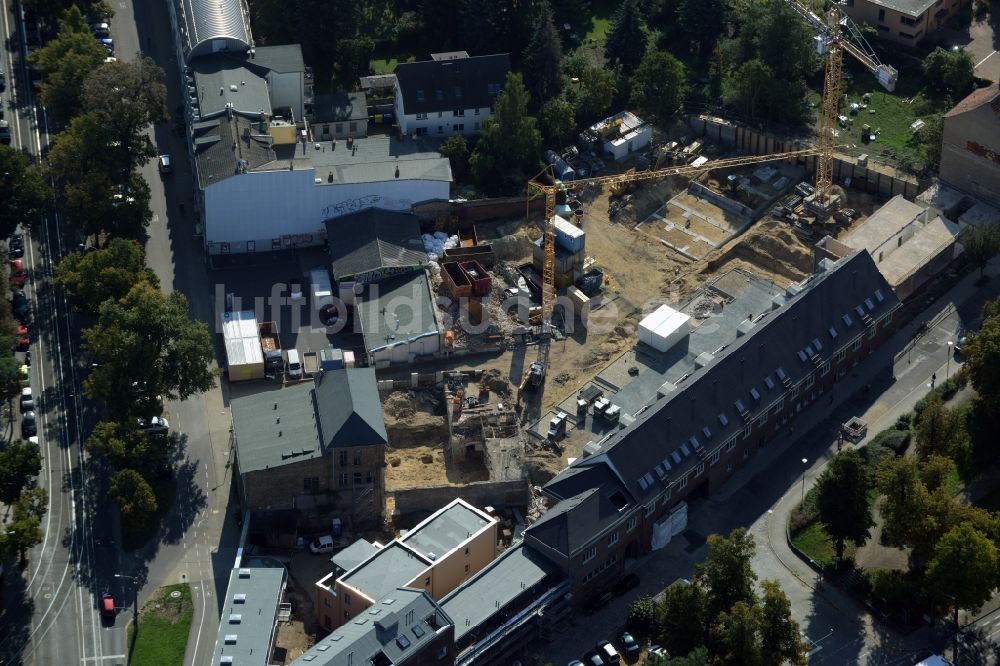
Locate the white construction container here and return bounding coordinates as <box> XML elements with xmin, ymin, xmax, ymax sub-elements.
<box><xmin>638</xmin><ymin>304</ymin><xmax>691</xmax><ymax>353</ymax></box>
<box><xmin>553</xmin><ymin>215</ymin><xmax>586</xmax><ymax>254</ymax></box>
<box><xmin>222</xmin><ymin>310</ymin><xmax>265</xmax><ymax>381</ymax></box>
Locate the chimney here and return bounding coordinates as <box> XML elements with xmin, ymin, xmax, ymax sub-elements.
<box><xmin>395</xmin><ymin>165</ymin><xmax>400</xmax><ymax>178</ymax></box>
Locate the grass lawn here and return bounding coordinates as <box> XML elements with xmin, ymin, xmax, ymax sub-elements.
<box><xmin>370</xmin><ymin>51</ymin><xmax>416</xmax><ymax>74</ymax></box>
<box><xmin>791</xmin><ymin>521</ymin><xmax>857</xmax><ymax>569</ymax></box>
<box><xmin>127</xmin><ymin>584</ymin><xmax>193</xmax><ymax>666</ymax></box>
<box><xmin>582</xmin><ymin>0</ymin><xmax>618</xmax><ymax>45</ymax></box>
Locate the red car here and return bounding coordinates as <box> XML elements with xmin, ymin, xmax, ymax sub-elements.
<box><xmin>9</xmin><ymin>259</ymin><xmax>26</xmax><ymax>287</ymax></box>
<box><xmin>100</xmin><ymin>594</ymin><xmax>116</xmax><ymax>624</ymax></box>
<box><xmin>14</xmin><ymin>325</ymin><xmax>29</xmax><ymax>351</ymax></box>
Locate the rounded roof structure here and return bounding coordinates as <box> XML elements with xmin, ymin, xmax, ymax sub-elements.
<box><xmin>178</xmin><ymin>0</ymin><xmax>251</xmax><ymax>62</ymax></box>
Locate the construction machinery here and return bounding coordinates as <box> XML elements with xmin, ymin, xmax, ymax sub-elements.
<box><xmin>523</xmin><ymin>147</ymin><xmax>823</xmax><ymax>397</ymax></box>
<box><xmin>782</xmin><ymin>0</ymin><xmax>897</xmax><ymax>218</ymax></box>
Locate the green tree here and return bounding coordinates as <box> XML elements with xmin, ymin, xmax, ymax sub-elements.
<box><xmin>439</xmin><ymin>135</ymin><xmax>469</xmax><ymax>182</ymax></box>
<box><xmin>28</xmin><ymin>6</ymin><xmax>108</xmax><ymax>122</ymax></box>
<box><xmin>647</xmin><ymin>647</ymin><xmax>709</xmax><ymax>665</ymax></box>
<box><xmin>758</xmin><ymin>581</ymin><xmax>808</xmax><ymax>665</ymax></box>
<box><xmin>108</xmin><ymin>468</ymin><xmax>158</xmax><ymax>531</ymax></box>
<box><xmin>710</xmin><ymin>600</ymin><xmax>762</xmax><ymax>666</ymax></box>
<box><xmin>82</xmin><ymin>282</ymin><xmax>217</xmax><ymax>419</ymax></box>
<box><xmin>815</xmin><ymin>448</ymin><xmax>874</xmax><ymax>560</ymax></box>
<box><xmin>539</xmin><ymin>97</ymin><xmax>576</xmax><ymax>145</ymax></box>
<box><xmin>722</xmin><ymin>59</ymin><xmax>773</xmax><ymax>121</ymax></box>
<box><xmin>0</xmin><ymin>356</ymin><xmax>23</xmax><ymax>411</ymax></box>
<box><xmin>627</xmin><ymin>595</ymin><xmax>660</xmax><ymax>640</ymax></box>
<box><xmin>962</xmin><ymin>224</ymin><xmax>1000</xmax><ymax>280</ymax></box>
<box><xmin>919</xmin><ymin>454</ymin><xmax>956</xmax><ymax>492</ymax></box>
<box><xmin>917</xmin><ymin>114</ymin><xmax>944</xmax><ymax>167</ymax></box>
<box><xmin>469</xmin><ymin>72</ymin><xmax>542</xmax><ymax>193</ymax></box>
<box><xmin>963</xmin><ymin>301</ymin><xmax>1000</xmax><ymax>401</ymax></box>
<box><xmin>572</xmin><ymin>64</ymin><xmax>617</xmax><ymax>124</ymax></box>
<box><xmin>630</xmin><ymin>50</ymin><xmax>687</xmax><ymax>120</ymax></box>
<box><xmin>86</xmin><ymin>420</ymin><xmax>173</xmax><ymax>472</ymax></box>
<box><xmin>659</xmin><ymin>580</ymin><xmax>708</xmax><ymax>657</ymax></box>
<box><xmin>0</xmin><ymin>441</ymin><xmax>42</xmax><ymax>504</ymax></box>
<box><xmin>923</xmin><ymin>47</ymin><xmax>975</xmax><ymax>97</ymax></box>
<box><xmin>521</xmin><ymin>1</ymin><xmax>564</xmax><ymax>105</ymax></box>
<box><xmin>336</xmin><ymin>37</ymin><xmax>375</xmax><ymax>88</ymax></box>
<box><xmin>605</xmin><ymin>0</ymin><xmax>647</xmax><ymax>73</ymax></box>
<box><xmin>0</xmin><ymin>487</ymin><xmax>47</xmax><ymax>564</ymax></box>
<box><xmin>53</xmin><ymin>238</ymin><xmax>159</xmax><ymax>315</ymax></box>
<box><xmin>925</xmin><ymin>522</ymin><xmax>999</xmax><ymax>613</ymax></box>
<box><xmin>915</xmin><ymin>394</ymin><xmax>966</xmax><ymax>459</ymax></box>
<box><xmin>0</xmin><ymin>146</ymin><xmax>51</xmax><ymax>239</ymax></box>
<box><xmin>677</xmin><ymin>0</ymin><xmax>725</xmax><ymax>54</ymax></box>
<box><xmin>81</xmin><ymin>56</ymin><xmax>169</xmax><ymax>181</ymax></box>
<box><xmin>696</xmin><ymin>527</ymin><xmax>757</xmax><ymax>619</ymax></box>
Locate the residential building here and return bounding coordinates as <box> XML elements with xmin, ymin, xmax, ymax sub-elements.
<box><xmin>394</xmin><ymin>53</ymin><xmax>510</xmax><ymax>137</ymax></box>
<box><xmin>311</xmin><ymin>91</ymin><xmax>369</xmax><ymax>140</ymax></box>
<box><xmin>314</xmin><ymin>499</ymin><xmax>497</xmax><ymax>631</ymax></box>
<box><xmin>294</xmin><ymin>588</ymin><xmax>455</xmax><ymax>665</ymax></box>
<box><xmin>525</xmin><ymin>250</ymin><xmax>900</xmax><ymax>597</ymax></box>
<box><xmin>212</xmin><ymin>566</ymin><xmax>287</xmax><ymax>666</ymax></box>
<box><xmin>822</xmin><ymin>194</ymin><xmax>962</xmax><ymax>300</ymax></box>
<box><xmin>231</xmin><ymin>368</ymin><xmax>388</xmax><ymax>524</ymax></box>
<box><xmin>840</xmin><ymin>0</ymin><xmax>969</xmax><ymax>46</ymax></box>
<box><xmin>940</xmin><ymin>84</ymin><xmax>1000</xmax><ymax>207</ymax></box>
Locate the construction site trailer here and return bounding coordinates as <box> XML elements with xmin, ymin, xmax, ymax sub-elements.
<box><xmin>222</xmin><ymin>310</ymin><xmax>265</xmax><ymax>381</ymax></box>
<box><xmin>553</xmin><ymin>215</ymin><xmax>585</xmax><ymax>254</ymax></box>
<box><xmin>638</xmin><ymin>304</ymin><xmax>691</xmax><ymax>353</ymax></box>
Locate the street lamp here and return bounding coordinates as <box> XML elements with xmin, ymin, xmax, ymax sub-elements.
<box><xmin>946</xmin><ymin>341</ymin><xmax>953</xmax><ymax>380</ymax></box>
<box><xmin>801</xmin><ymin>458</ymin><xmax>809</xmax><ymax>504</ymax></box>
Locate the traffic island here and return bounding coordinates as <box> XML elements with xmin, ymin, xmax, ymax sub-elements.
<box><xmin>127</xmin><ymin>584</ymin><xmax>193</xmax><ymax>666</ymax></box>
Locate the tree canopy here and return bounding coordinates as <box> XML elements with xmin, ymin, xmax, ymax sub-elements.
<box><xmin>82</xmin><ymin>281</ymin><xmax>217</xmax><ymax>419</ymax></box>
<box><xmin>963</xmin><ymin>298</ymin><xmax>1000</xmax><ymax>403</ymax></box>
<box><xmin>54</xmin><ymin>238</ymin><xmax>159</xmax><ymax>315</ymax></box>
<box><xmin>469</xmin><ymin>72</ymin><xmax>542</xmax><ymax>194</ymax></box>
<box><xmin>677</xmin><ymin>0</ymin><xmax>726</xmax><ymax>55</ymax></box>
<box><xmin>925</xmin><ymin>522</ymin><xmax>999</xmax><ymax>613</ymax></box>
<box><xmin>521</xmin><ymin>0</ymin><xmax>564</xmax><ymax>105</ymax></box>
<box><xmin>108</xmin><ymin>468</ymin><xmax>158</xmax><ymax>532</ymax></box>
<box><xmin>0</xmin><ymin>441</ymin><xmax>42</xmax><ymax>504</ymax></box>
<box><xmin>659</xmin><ymin>580</ymin><xmax>708</xmax><ymax>657</ymax></box>
<box><xmin>696</xmin><ymin>527</ymin><xmax>758</xmax><ymax>618</ymax></box>
<box><xmin>0</xmin><ymin>487</ymin><xmax>47</xmax><ymax>562</ymax></box>
<box><xmin>0</xmin><ymin>146</ymin><xmax>51</xmax><ymax>239</ymax></box>
<box><xmin>815</xmin><ymin>449</ymin><xmax>874</xmax><ymax>560</ymax></box>
<box><xmin>923</xmin><ymin>47</ymin><xmax>976</xmax><ymax>98</ymax></box>
<box><xmin>915</xmin><ymin>395</ymin><xmax>966</xmax><ymax>460</ymax></box>
<box><xmin>962</xmin><ymin>224</ymin><xmax>1000</xmax><ymax>280</ymax></box>
<box><xmin>605</xmin><ymin>0</ymin><xmax>647</xmax><ymax>73</ymax></box>
<box><xmin>630</xmin><ymin>50</ymin><xmax>688</xmax><ymax>120</ymax></box>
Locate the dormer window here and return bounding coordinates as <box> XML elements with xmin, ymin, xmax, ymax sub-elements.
<box><xmin>416</xmin><ymin>90</ymin><xmax>425</xmax><ymax>102</ymax></box>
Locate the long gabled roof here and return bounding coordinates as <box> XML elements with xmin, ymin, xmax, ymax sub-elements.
<box><xmin>394</xmin><ymin>54</ymin><xmax>510</xmax><ymax>115</ymax></box>
<box><xmin>326</xmin><ymin>210</ymin><xmax>426</xmax><ymax>281</ymax></box>
<box><xmin>532</xmin><ymin>251</ymin><xmax>900</xmax><ymax>557</ymax></box>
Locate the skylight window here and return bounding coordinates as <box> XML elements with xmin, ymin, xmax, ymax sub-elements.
<box><xmin>680</xmin><ymin>444</ymin><xmax>691</xmax><ymax>457</ymax></box>
<box><xmin>812</xmin><ymin>338</ymin><xmax>823</xmax><ymax>351</ymax></box>
<box><xmin>828</xmin><ymin>327</ymin><xmax>838</xmax><ymax>339</ymax></box>
<box><xmin>804</xmin><ymin>344</ymin><xmax>814</xmax><ymax>357</ymax></box>
<box><xmin>855</xmin><ymin>305</ymin><xmax>866</xmax><ymax>318</ymax></box>
<box><xmin>435</xmin><ymin>89</ymin><xmax>444</xmax><ymax>100</ymax></box>
<box><xmin>776</xmin><ymin>367</ymin><xmax>787</xmax><ymax>380</ymax></box>
<box><xmin>416</xmin><ymin>89</ymin><xmax>425</xmax><ymax>102</ymax></box>
<box><xmin>412</xmin><ymin>625</ymin><xmax>425</xmax><ymax>639</ymax></box>
<box><xmin>662</xmin><ymin>457</ymin><xmax>673</xmax><ymax>471</ymax></box>
<box><xmin>865</xmin><ymin>298</ymin><xmax>875</xmax><ymax>311</ymax></box>
<box><xmin>690</xmin><ymin>435</ymin><xmax>702</xmax><ymax>449</ymax></box>
<box><xmin>750</xmin><ymin>388</ymin><xmax>761</xmax><ymax>401</ymax></box>
<box><xmin>487</xmin><ymin>82</ymin><xmax>501</xmax><ymax>94</ymax></box>
<box><xmin>397</xmin><ymin>635</ymin><xmax>411</xmax><ymax>650</ymax></box>
<box><xmin>875</xmin><ymin>289</ymin><xmax>885</xmax><ymax>303</ymax></box>
<box><xmin>643</xmin><ymin>472</ymin><xmax>655</xmax><ymax>486</ymax></box>
<box><xmin>453</xmin><ymin>86</ymin><xmax>462</xmax><ymax>98</ymax></box>
<box><xmin>797</xmin><ymin>350</ymin><xmax>807</xmax><ymax>362</ymax></box>
<box><xmin>764</xmin><ymin>376</ymin><xmax>775</xmax><ymax>390</ymax></box>
<box><xmin>734</xmin><ymin>399</ymin><xmax>746</xmax><ymax>413</ymax></box>
<box><xmin>655</xmin><ymin>464</ymin><xmax>667</xmax><ymax>479</ymax></box>
<box><xmin>718</xmin><ymin>413</ymin><xmax>729</xmax><ymax>427</ymax></box>
<box><xmin>702</xmin><ymin>426</ymin><xmax>712</xmax><ymax>440</ymax></box>
<box><xmin>842</xmin><ymin>313</ymin><xmax>853</xmax><ymax>327</ymax></box>
<box><xmin>638</xmin><ymin>476</ymin><xmax>649</xmax><ymax>490</ymax></box>
<box><xmin>671</xmin><ymin>451</ymin><xmax>682</xmax><ymax>464</ymax></box>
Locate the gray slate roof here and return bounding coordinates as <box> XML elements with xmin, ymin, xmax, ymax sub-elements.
<box><xmin>249</xmin><ymin>44</ymin><xmax>305</xmax><ymax>74</ymax></box>
<box><xmin>291</xmin><ymin>588</ymin><xmax>451</xmax><ymax>665</ymax></box>
<box><xmin>312</xmin><ymin>92</ymin><xmax>369</xmax><ymax>124</ymax></box>
<box><xmin>326</xmin><ymin>210</ymin><xmax>426</xmax><ymax>282</ymax></box>
<box><xmin>213</xmin><ymin>566</ymin><xmax>286</xmax><ymax>664</ymax></box>
<box><xmin>231</xmin><ymin>382</ymin><xmax>322</xmax><ymax>474</ymax></box>
<box><xmin>440</xmin><ymin>543</ymin><xmax>561</xmax><ymax>642</ymax></box>
<box><xmin>331</xmin><ymin>539</ymin><xmax>381</xmax><ymax>574</ymax></box>
<box><xmin>534</xmin><ymin>251</ymin><xmax>900</xmax><ymax>557</ymax></box>
<box><xmin>190</xmin><ymin>55</ymin><xmax>272</xmax><ymax>120</ymax></box>
<box><xmin>307</xmin><ymin>135</ymin><xmax>452</xmax><ymax>186</ymax></box>
<box><xmin>194</xmin><ymin>114</ymin><xmax>276</xmax><ymax>190</ymax></box>
<box><xmin>340</xmin><ymin>543</ymin><xmax>430</xmax><ymax>601</ymax></box>
<box><xmin>394</xmin><ymin>54</ymin><xmax>510</xmax><ymax>115</ymax></box>
<box><xmin>314</xmin><ymin>368</ymin><xmax>388</xmax><ymax>448</ymax></box>
<box><xmin>357</xmin><ymin>272</ymin><xmax>440</xmax><ymax>355</ymax></box>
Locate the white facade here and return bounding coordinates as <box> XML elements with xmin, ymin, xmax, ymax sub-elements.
<box><xmin>203</xmin><ymin>168</ymin><xmax>449</xmax><ymax>255</ymax></box>
<box><xmin>638</xmin><ymin>304</ymin><xmax>691</xmax><ymax>353</ymax></box>
<box><xmin>394</xmin><ymin>93</ymin><xmax>491</xmax><ymax>137</ymax></box>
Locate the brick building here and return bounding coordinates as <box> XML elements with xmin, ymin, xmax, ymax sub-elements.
<box><xmin>840</xmin><ymin>0</ymin><xmax>969</xmax><ymax>46</ymax></box>
<box><xmin>231</xmin><ymin>368</ymin><xmax>388</xmax><ymax>524</ymax></box>
<box><xmin>940</xmin><ymin>84</ymin><xmax>1000</xmax><ymax>208</ymax></box>
<box><xmin>525</xmin><ymin>250</ymin><xmax>900</xmax><ymax>597</ymax></box>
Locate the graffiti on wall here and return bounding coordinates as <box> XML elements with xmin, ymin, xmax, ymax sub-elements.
<box><xmin>966</xmin><ymin>140</ymin><xmax>1000</xmax><ymax>166</ymax></box>
<box><xmin>322</xmin><ymin>195</ymin><xmax>382</xmax><ymax>219</ymax></box>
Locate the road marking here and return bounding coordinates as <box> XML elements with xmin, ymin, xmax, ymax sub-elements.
<box><xmin>976</xmin><ymin>50</ymin><xmax>997</xmax><ymax>68</ymax></box>
<box><xmin>81</xmin><ymin>654</ymin><xmax>127</xmax><ymax>662</ymax></box>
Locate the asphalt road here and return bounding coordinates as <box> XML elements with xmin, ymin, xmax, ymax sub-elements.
<box><xmin>0</xmin><ymin>1</ymin><xmax>126</xmax><ymax>664</ymax></box>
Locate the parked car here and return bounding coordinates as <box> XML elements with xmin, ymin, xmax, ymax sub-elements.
<box><xmin>9</xmin><ymin>233</ymin><xmax>24</xmax><ymax>258</ymax></box>
<box><xmin>568</xmin><ymin>661</ymin><xmax>585</xmax><ymax>666</ymax></box>
<box><xmin>157</xmin><ymin>154</ymin><xmax>172</xmax><ymax>173</ymax></box>
<box><xmin>137</xmin><ymin>416</ymin><xmax>169</xmax><ymax>434</ymax></box>
<box><xmin>21</xmin><ymin>411</ymin><xmax>37</xmax><ymax>438</ymax></box>
<box><xmin>648</xmin><ymin>645</ymin><xmax>668</xmax><ymax>658</ymax></box>
<box><xmin>612</xmin><ymin>573</ymin><xmax>640</xmax><ymax>596</ymax></box>
<box><xmin>582</xmin><ymin>651</ymin><xmax>605</xmax><ymax>666</ymax></box>
<box><xmin>100</xmin><ymin>593</ymin><xmax>116</xmax><ymax>624</ymax></box>
<box><xmin>91</xmin><ymin>21</ymin><xmax>110</xmax><ymax>37</ymax></box>
<box><xmin>617</xmin><ymin>631</ymin><xmax>640</xmax><ymax>657</ymax></box>
<box><xmin>12</xmin><ymin>291</ymin><xmax>29</xmax><ymax>321</ymax></box>
<box><xmin>583</xmin><ymin>590</ymin><xmax>614</xmax><ymax>615</ymax></box>
<box><xmin>596</xmin><ymin>640</ymin><xmax>621</xmax><ymax>664</ymax></box>
<box><xmin>309</xmin><ymin>535</ymin><xmax>335</xmax><ymax>554</ymax></box>
<box><xmin>15</xmin><ymin>325</ymin><xmax>29</xmax><ymax>350</ymax></box>
<box><xmin>954</xmin><ymin>335</ymin><xmax>968</xmax><ymax>356</ymax></box>
<box><xmin>0</xmin><ymin>72</ymin><xmax>5</xmax><ymax>91</ymax></box>
<box><xmin>9</xmin><ymin>259</ymin><xmax>26</xmax><ymax>286</ymax></box>
<box><xmin>20</xmin><ymin>387</ymin><xmax>33</xmax><ymax>412</ymax></box>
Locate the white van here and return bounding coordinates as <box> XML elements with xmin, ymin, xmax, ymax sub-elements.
<box><xmin>286</xmin><ymin>349</ymin><xmax>303</xmax><ymax>379</ymax></box>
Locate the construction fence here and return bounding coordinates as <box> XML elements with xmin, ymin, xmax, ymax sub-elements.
<box><xmin>688</xmin><ymin>115</ymin><xmax>922</xmax><ymax>200</ymax></box>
